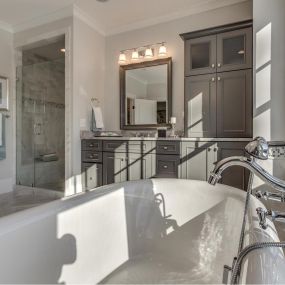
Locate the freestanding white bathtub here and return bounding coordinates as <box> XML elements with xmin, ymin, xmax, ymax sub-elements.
<box><xmin>0</xmin><ymin>179</ymin><xmax>284</xmax><ymax>284</ymax></box>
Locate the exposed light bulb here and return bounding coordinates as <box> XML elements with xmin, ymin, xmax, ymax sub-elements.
<box><xmin>131</xmin><ymin>49</ymin><xmax>139</xmax><ymax>61</ymax></box>
<box><xmin>158</xmin><ymin>43</ymin><xmax>167</xmax><ymax>57</ymax></box>
<box><xmin>144</xmin><ymin>47</ymin><xmax>153</xmax><ymax>59</ymax></box>
<box><xmin>118</xmin><ymin>52</ymin><xmax>126</xmax><ymax>64</ymax></box>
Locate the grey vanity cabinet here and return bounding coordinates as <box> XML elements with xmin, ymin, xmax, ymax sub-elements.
<box><xmin>102</xmin><ymin>140</ymin><xmax>156</xmax><ymax>185</ymax></box>
<box><xmin>155</xmin><ymin>141</ymin><xmax>180</xmax><ymax>178</ymax></box>
<box><xmin>217</xmin><ymin>27</ymin><xmax>252</xmax><ymax>72</ymax></box>
<box><xmin>217</xmin><ymin>142</ymin><xmax>249</xmax><ymax>190</ymax></box>
<box><xmin>185</xmin><ymin>74</ymin><xmax>217</xmax><ymax>137</ymax></box>
<box><xmin>180</xmin><ymin>142</ymin><xmax>217</xmax><ymax>181</ymax></box>
<box><xmin>217</xmin><ymin>70</ymin><xmax>252</xmax><ymax>138</ymax></box>
<box><xmin>182</xmin><ymin>22</ymin><xmax>253</xmax><ymax>139</ymax></box>
<box><xmin>185</xmin><ymin>69</ymin><xmax>252</xmax><ymax>138</ymax></box>
<box><xmin>184</xmin><ymin>27</ymin><xmax>252</xmax><ymax>76</ymax></box>
<box><xmin>81</xmin><ymin>139</ymin><xmax>103</xmax><ymax>190</ymax></box>
<box><xmin>185</xmin><ymin>35</ymin><xmax>217</xmax><ymax>76</ymax></box>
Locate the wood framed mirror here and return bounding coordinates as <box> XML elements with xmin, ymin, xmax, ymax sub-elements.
<box><xmin>120</xmin><ymin>57</ymin><xmax>172</xmax><ymax>130</ymax></box>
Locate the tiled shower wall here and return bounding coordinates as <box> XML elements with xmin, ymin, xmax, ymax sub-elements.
<box><xmin>17</xmin><ymin>56</ymin><xmax>65</xmax><ymax>191</ymax></box>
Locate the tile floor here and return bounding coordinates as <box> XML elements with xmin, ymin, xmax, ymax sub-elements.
<box><xmin>0</xmin><ymin>186</ymin><xmax>63</xmax><ymax>218</ymax></box>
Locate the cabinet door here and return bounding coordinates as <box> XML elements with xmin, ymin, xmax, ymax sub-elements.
<box><xmin>103</xmin><ymin>152</ymin><xmax>127</xmax><ymax>185</ymax></box>
<box><xmin>217</xmin><ymin>27</ymin><xmax>252</xmax><ymax>72</ymax></box>
<box><xmin>217</xmin><ymin>142</ymin><xmax>249</xmax><ymax>190</ymax></box>
<box><xmin>185</xmin><ymin>35</ymin><xmax>216</xmax><ymax>76</ymax></box>
<box><xmin>217</xmin><ymin>70</ymin><xmax>252</xmax><ymax>138</ymax></box>
<box><xmin>127</xmin><ymin>153</ymin><xmax>155</xmax><ymax>181</ymax></box>
<box><xmin>185</xmin><ymin>74</ymin><xmax>217</xmax><ymax>137</ymax></box>
<box><xmin>181</xmin><ymin>142</ymin><xmax>217</xmax><ymax>181</ymax></box>
<box><xmin>81</xmin><ymin>163</ymin><xmax>102</xmax><ymax>191</ymax></box>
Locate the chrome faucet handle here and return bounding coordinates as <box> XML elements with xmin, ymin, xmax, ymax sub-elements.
<box><xmin>256</xmin><ymin>207</ymin><xmax>285</xmax><ymax>229</ymax></box>
<box><xmin>245</xmin><ymin>136</ymin><xmax>269</xmax><ymax>160</ymax></box>
<box><xmin>255</xmin><ymin>190</ymin><xmax>285</xmax><ymax>202</ymax></box>
<box><xmin>256</xmin><ymin>207</ymin><xmax>268</xmax><ymax>229</ymax></box>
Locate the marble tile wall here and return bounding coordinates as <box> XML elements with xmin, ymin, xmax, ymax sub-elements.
<box><xmin>17</xmin><ymin>56</ymin><xmax>65</xmax><ymax>191</ymax></box>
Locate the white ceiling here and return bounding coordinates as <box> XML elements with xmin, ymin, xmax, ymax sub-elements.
<box><xmin>0</xmin><ymin>0</ymin><xmax>248</xmax><ymax>35</ymax></box>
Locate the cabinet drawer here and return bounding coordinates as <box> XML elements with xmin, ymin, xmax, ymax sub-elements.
<box><xmin>82</xmin><ymin>151</ymin><xmax>102</xmax><ymax>163</ymax></box>
<box><xmin>103</xmin><ymin>140</ymin><xmax>154</xmax><ymax>154</ymax></box>
<box><xmin>103</xmin><ymin>140</ymin><xmax>127</xmax><ymax>152</ymax></box>
<box><xmin>156</xmin><ymin>141</ymin><xmax>180</xmax><ymax>155</ymax></box>
<box><xmin>82</xmin><ymin>140</ymin><xmax>102</xmax><ymax>151</ymax></box>
<box><xmin>156</xmin><ymin>155</ymin><xmax>180</xmax><ymax>178</ymax></box>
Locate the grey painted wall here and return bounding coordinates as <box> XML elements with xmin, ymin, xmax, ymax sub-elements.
<box><xmin>72</xmin><ymin>16</ymin><xmax>106</xmax><ymax>193</ymax></box>
<box><xmin>252</xmin><ymin>0</ymin><xmax>285</xmax><ymax>193</ymax></box>
<box><xmin>0</xmin><ymin>29</ymin><xmax>14</xmax><ymax>194</ymax></box>
<box><xmin>104</xmin><ymin>1</ymin><xmax>253</xmax><ymax>132</ymax></box>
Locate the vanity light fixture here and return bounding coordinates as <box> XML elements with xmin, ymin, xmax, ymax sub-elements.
<box><xmin>118</xmin><ymin>42</ymin><xmax>167</xmax><ymax>64</ymax></box>
<box><xmin>131</xmin><ymin>49</ymin><xmax>139</xmax><ymax>61</ymax></box>
<box><xmin>144</xmin><ymin>47</ymin><xmax>154</xmax><ymax>59</ymax></box>
<box><xmin>118</xmin><ymin>52</ymin><xmax>127</xmax><ymax>64</ymax></box>
<box><xmin>158</xmin><ymin>43</ymin><xmax>167</xmax><ymax>57</ymax></box>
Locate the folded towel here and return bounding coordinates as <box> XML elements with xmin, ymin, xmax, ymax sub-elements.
<box><xmin>92</xmin><ymin>107</ymin><xmax>104</xmax><ymax>129</ymax></box>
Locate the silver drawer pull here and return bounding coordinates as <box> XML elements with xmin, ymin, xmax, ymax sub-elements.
<box><xmin>163</xmin><ymin>146</ymin><xmax>168</xmax><ymax>150</ymax></box>
<box><xmin>163</xmin><ymin>165</ymin><xmax>168</xmax><ymax>169</ymax></box>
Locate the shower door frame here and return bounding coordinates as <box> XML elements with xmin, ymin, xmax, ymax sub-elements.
<box><xmin>15</xmin><ymin>27</ymin><xmax>72</xmax><ymax>194</ymax></box>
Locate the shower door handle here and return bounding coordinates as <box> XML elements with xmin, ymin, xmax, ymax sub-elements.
<box><xmin>34</xmin><ymin>123</ymin><xmax>42</xmax><ymax>135</ymax></box>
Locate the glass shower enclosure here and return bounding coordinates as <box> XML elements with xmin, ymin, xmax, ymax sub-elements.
<box><xmin>16</xmin><ymin>57</ymin><xmax>65</xmax><ymax>192</ymax></box>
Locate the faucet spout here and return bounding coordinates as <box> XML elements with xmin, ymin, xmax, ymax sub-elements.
<box><xmin>208</xmin><ymin>156</ymin><xmax>285</xmax><ymax>193</ymax></box>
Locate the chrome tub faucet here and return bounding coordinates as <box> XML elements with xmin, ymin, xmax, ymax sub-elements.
<box><xmin>208</xmin><ymin>137</ymin><xmax>285</xmax><ymax>193</ymax></box>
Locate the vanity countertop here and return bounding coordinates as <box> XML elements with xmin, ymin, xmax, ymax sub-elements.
<box><xmin>80</xmin><ymin>131</ymin><xmax>252</xmax><ymax>142</ymax></box>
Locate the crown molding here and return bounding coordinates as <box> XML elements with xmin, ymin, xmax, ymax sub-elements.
<box><xmin>0</xmin><ymin>20</ymin><xmax>13</xmax><ymax>33</ymax></box>
<box><xmin>12</xmin><ymin>5</ymin><xmax>74</xmax><ymax>33</ymax></box>
<box><xmin>73</xmin><ymin>5</ymin><xmax>105</xmax><ymax>36</ymax></box>
<box><xmin>106</xmin><ymin>0</ymin><xmax>249</xmax><ymax>36</ymax></box>
<box><xmin>0</xmin><ymin>0</ymin><xmax>249</xmax><ymax>35</ymax></box>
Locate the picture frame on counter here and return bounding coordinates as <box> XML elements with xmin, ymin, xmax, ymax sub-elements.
<box><xmin>0</xmin><ymin>76</ymin><xmax>9</xmax><ymax>111</ymax></box>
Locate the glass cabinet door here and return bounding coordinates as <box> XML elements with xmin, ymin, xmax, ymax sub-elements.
<box><xmin>185</xmin><ymin>35</ymin><xmax>216</xmax><ymax>76</ymax></box>
<box><xmin>217</xmin><ymin>27</ymin><xmax>252</xmax><ymax>72</ymax></box>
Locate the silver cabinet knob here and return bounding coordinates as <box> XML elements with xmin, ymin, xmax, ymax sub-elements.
<box><xmin>211</xmin><ymin>63</ymin><xmax>215</xmax><ymax>68</ymax></box>
<box><xmin>163</xmin><ymin>146</ymin><xmax>168</xmax><ymax>150</ymax></box>
<box><xmin>211</xmin><ymin>77</ymin><xmax>215</xmax><ymax>82</ymax></box>
<box><xmin>208</xmin><ymin>148</ymin><xmax>211</xmax><ymax>151</ymax></box>
<box><xmin>217</xmin><ymin>63</ymin><xmax>221</xmax><ymax>67</ymax></box>
<box><xmin>163</xmin><ymin>165</ymin><xmax>168</xmax><ymax>169</ymax></box>
<box><xmin>218</xmin><ymin>77</ymin><xmax>221</xmax><ymax>81</ymax></box>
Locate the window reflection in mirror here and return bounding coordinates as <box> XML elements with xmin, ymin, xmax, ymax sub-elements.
<box><xmin>125</xmin><ymin>64</ymin><xmax>168</xmax><ymax>126</ymax></box>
